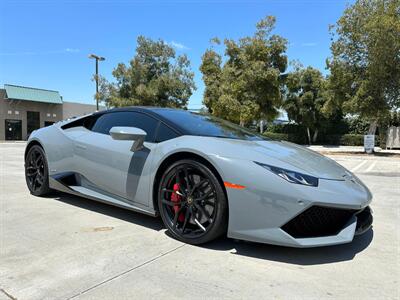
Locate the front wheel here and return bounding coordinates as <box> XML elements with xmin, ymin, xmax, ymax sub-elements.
<box><xmin>158</xmin><ymin>159</ymin><xmax>228</xmax><ymax>245</ymax></box>
<box><xmin>25</xmin><ymin>145</ymin><xmax>51</xmax><ymax>196</ymax></box>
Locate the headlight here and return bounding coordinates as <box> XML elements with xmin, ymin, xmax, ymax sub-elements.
<box><xmin>255</xmin><ymin>162</ymin><xmax>319</xmax><ymax>187</ymax></box>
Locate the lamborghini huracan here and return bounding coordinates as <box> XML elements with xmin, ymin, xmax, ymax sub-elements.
<box><xmin>24</xmin><ymin>107</ymin><xmax>373</xmax><ymax>247</ymax></box>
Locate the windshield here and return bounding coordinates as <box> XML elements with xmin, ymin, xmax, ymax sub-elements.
<box><xmin>156</xmin><ymin>110</ymin><xmax>268</xmax><ymax>141</ymax></box>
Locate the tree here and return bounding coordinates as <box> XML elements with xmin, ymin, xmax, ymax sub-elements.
<box><xmin>200</xmin><ymin>16</ymin><xmax>288</xmax><ymax>126</ymax></box>
<box><xmin>199</xmin><ymin>38</ymin><xmax>223</xmax><ymax>114</ymax></box>
<box><xmin>284</xmin><ymin>66</ymin><xmax>329</xmax><ymax>144</ymax></box>
<box><xmin>327</xmin><ymin>0</ymin><xmax>400</xmax><ymax>133</ymax></box>
<box><xmin>98</xmin><ymin>36</ymin><xmax>196</xmax><ymax>108</ymax></box>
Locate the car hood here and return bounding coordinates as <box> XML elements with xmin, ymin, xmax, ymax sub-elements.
<box><xmin>207</xmin><ymin>138</ymin><xmax>348</xmax><ymax>180</ymax></box>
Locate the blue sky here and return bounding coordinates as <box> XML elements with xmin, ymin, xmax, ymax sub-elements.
<box><xmin>0</xmin><ymin>0</ymin><xmax>352</xmax><ymax>108</ymax></box>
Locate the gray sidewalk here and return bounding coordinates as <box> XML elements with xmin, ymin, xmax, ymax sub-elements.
<box><xmin>307</xmin><ymin>145</ymin><xmax>400</xmax><ymax>155</ymax></box>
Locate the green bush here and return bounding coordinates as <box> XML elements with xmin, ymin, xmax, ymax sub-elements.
<box><xmin>263</xmin><ymin>132</ymin><xmax>307</xmax><ymax>144</ymax></box>
<box><xmin>346</xmin><ymin>117</ymin><xmax>370</xmax><ymax>134</ymax></box>
<box><xmin>339</xmin><ymin>134</ymin><xmax>364</xmax><ymax>146</ymax></box>
<box><xmin>266</xmin><ymin>123</ymin><xmax>306</xmax><ymax>135</ymax></box>
<box><xmin>265</xmin><ymin>116</ymin><xmax>391</xmax><ymax>147</ymax></box>
<box><xmin>340</xmin><ymin>134</ymin><xmax>382</xmax><ymax>147</ymax></box>
<box><xmin>263</xmin><ymin>132</ymin><xmax>382</xmax><ymax>147</ymax></box>
<box><xmin>263</xmin><ymin>132</ymin><xmax>289</xmax><ymax>141</ymax></box>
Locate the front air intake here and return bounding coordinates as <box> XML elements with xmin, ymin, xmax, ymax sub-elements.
<box><xmin>281</xmin><ymin>206</ymin><xmax>357</xmax><ymax>238</ymax></box>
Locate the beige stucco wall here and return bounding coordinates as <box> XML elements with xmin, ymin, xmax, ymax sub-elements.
<box><xmin>62</xmin><ymin>101</ymin><xmax>105</xmax><ymax>120</ymax></box>
<box><xmin>0</xmin><ymin>89</ymin><xmax>63</xmax><ymax>140</ymax></box>
<box><xmin>0</xmin><ymin>88</ymin><xmax>108</xmax><ymax>140</ymax></box>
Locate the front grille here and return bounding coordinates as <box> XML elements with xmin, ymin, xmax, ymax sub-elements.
<box><xmin>282</xmin><ymin>206</ymin><xmax>357</xmax><ymax>238</ymax></box>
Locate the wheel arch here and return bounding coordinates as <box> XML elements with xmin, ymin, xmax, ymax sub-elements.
<box><xmin>25</xmin><ymin>140</ymin><xmax>45</xmax><ymax>160</ymax></box>
<box><xmin>152</xmin><ymin>151</ymin><xmax>228</xmax><ymax>215</ymax></box>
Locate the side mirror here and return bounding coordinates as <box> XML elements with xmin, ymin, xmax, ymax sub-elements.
<box><xmin>109</xmin><ymin>126</ymin><xmax>147</xmax><ymax>151</ymax></box>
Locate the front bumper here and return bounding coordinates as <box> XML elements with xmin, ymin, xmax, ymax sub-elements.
<box><xmin>355</xmin><ymin>206</ymin><xmax>373</xmax><ymax>236</ymax></box>
<box><xmin>211</xmin><ymin>156</ymin><xmax>373</xmax><ymax>248</ymax></box>
<box><xmin>228</xmin><ymin>206</ymin><xmax>372</xmax><ymax>248</ymax></box>
<box><xmin>280</xmin><ymin>205</ymin><xmax>373</xmax><ymax>239</ymax></box>
<box><xmin>278</xmin><ymin>205</ymin><xmax>373</xmax><ymax>247</ymax></box>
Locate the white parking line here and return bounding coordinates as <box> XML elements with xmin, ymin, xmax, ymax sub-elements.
<box><xmin>350</xmin><ymin>160</ymin><xmax>368</xmax><ymax>172</ymax></box>
<box><xmin>365</xmin><ymin>161</ymin><xmax>377</xmax><ymax>173</ymax></box>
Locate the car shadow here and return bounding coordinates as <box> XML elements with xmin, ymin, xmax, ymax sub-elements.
<box><xmin>48</xmin><ymin>192</ymin><xmax>373</xmax><ymax>265</ymax></box>
<box><xmin>201</xmin><ymin>229</ymin><xmax>374</xmax><ymax>266</ymax></box>
<box><xmin>49</xmin><ymin>192</ymin><xmax>164</xmax><ymax>231</ymax></box>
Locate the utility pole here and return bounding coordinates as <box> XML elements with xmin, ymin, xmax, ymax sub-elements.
<box><xmin>89</xmin><ymin>54</ymin><xmax>105</xmax><ymax>111</ymax></box>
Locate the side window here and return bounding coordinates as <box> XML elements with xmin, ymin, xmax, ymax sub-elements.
<box><xmin>91</xmin><ymin>114</ymin><xmax>113</xmax><ymax>134</ymax></box>
<box><xmin>155</xmin><ymin>122</ymin><xmax>179</xmax><ymax>142</ymax></box>
<box><xmin>91</xmin><ymin>112</ymin><xmax>158</xmax><ymax>142</ymax></box>
<box><xmin>83</xmin><ymin>115</ymin><xmax>98</xmax><ymax>130</ymax></box>
<box><xmin>61</xmin><ymin>115</ymin><xmax>98</xmax><ymax>130</ymax></box>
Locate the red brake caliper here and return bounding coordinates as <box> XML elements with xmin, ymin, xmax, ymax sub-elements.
<box><xmin>171</xmin><ymin>183</ymin><xmax>185</xmax><ymax>222</ymax></box>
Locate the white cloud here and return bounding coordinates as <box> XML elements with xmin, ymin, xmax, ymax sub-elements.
<box><xmin>65</xmin><ymin>48</ymin><xmax>80</xmax><ymax>53</ymax></box>
<box><xmin>301</xmin><ymin>42</ymin><xmax>318</xmax><ymax>47</ymax></box>
<box><xmin>169</xmin><ymin>41</ymin><xmax>189</xmax><ymax>50</ymax></box>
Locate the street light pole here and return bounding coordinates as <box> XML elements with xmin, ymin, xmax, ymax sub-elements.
<box><xmin>89</xmin><ymin>54</ymin><xmax>105</xmax><ymax>111</ymax></box>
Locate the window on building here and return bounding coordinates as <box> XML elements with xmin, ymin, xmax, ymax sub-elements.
<box><xmin>5</xmin><ymin>119</ymin><xmax>22</xmax><ymax>140</ymax></box>
<box><xmin>27</xmin><ymin>111</ymin><xmax>40</xmax><ymax>135</ymax></box>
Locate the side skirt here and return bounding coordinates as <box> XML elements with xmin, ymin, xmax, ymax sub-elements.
<box><xmin>49</xmin><ymin>177</ymin><xmax>157</xmax><ymax>217</ymax></box>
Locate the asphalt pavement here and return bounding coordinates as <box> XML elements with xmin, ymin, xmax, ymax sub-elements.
<box><xmin>1</xmin><ymin>143</ymin><xmax>399</xmax><ymax>300</ymax></box>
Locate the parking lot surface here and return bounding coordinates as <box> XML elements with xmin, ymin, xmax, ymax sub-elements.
<box><xmin>1</xmin><ymin>142</ymin><xmax>399</xmax><ymax>300</ymax></box>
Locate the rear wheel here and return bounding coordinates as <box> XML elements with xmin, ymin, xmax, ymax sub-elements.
<box><xmin>158</xmin><ymin>159</ymin><xmax>228</xmax><ymax>245</ymax></box>
<box><xmin>25</xmin><ymin>145</ymin><xmax>51</xmax><ymax>196</ymax></box>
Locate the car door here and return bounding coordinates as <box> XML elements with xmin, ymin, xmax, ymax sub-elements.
<box><xmin>73</xmin><ymin>111</ymin><xmax>159</xmax><ymax>206</ymax></box>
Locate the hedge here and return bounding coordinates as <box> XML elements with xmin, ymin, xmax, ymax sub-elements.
<box><xmin>263</xmin><ymin>132</ymin><xmax>307</xmax><ymax>144</ymax></box>
<box><xmin>263</xmin><ymin>132</ymin><xmax>289</xmax><ymax>141</ymax></box>
<box><xmin>263</xmin><ymin>132</ymin><xmax>381</xmax><ymax>147</ymax></box>
<box><xmin>339</xmin><ymin>134</ymin><xmax>363</xmax><ymax>146</ymax></box>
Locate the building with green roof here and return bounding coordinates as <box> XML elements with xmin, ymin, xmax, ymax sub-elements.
<box><xmin>0</xmin><ymin>84</ymin><xmax>101</xmax><ymax>140</ymax></box>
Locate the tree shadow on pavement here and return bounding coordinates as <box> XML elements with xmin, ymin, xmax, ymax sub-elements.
<box><xmin>202</xmin><ymin>229</ymin><xmax>374</xmax><ymax>266</ymax></box>
<box><xmin>50</xmin><ymin>192</ymin><xmax>164</xmax><ymax>231</ymax></box>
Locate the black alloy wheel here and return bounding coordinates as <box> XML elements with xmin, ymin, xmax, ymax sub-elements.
<box><xmin>158</xmin><ymin>159</ymin><xmax>228</xmax><ymax>245</ymax></box>
<box><xmin>25</xmin><ymin>145</ymin><xmax>51</xmax><ymax>196</ymax></box>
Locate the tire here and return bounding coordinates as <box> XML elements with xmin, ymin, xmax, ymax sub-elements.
<box><xmin>25</xmin><ymin>145</ymin><xmax>51</xmax><ymax>196</ymax></box>
<box><xmin>158</xmin><ymin>159</ymin><xmax>228</xmax><ymax>245</ymax></box>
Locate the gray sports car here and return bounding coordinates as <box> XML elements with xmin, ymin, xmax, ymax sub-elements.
<box><xmin>25</xmin><ymin>107</ymin><xmax>373</xmax><ymax>247</ymax></box>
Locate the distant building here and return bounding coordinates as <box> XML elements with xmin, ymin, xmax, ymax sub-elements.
<box><xmin>62</xmin><ymin>101</ymin><xmax>106</xmax><ymax>120</ymax></box>
<box><xmin>0</xmin><ymin>84</ymin><xmax>103</xmax><ymax>140</ymax></box>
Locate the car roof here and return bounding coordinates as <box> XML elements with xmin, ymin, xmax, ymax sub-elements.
<box><xmin>95</xmin><ymin>106</ymin><xmax>185</xmax><ymax>115</ymax></box>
